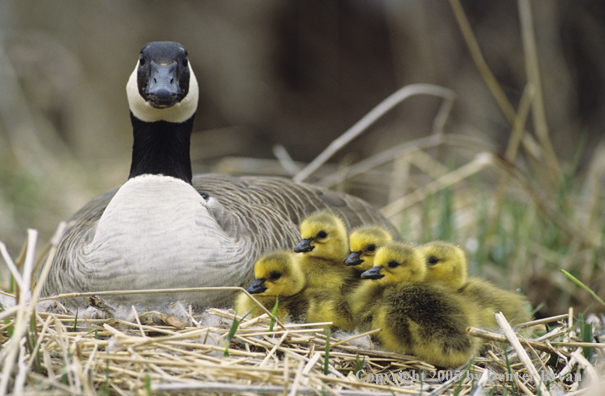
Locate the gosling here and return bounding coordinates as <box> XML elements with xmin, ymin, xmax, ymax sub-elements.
<box><xmin>419</xmin><ymin>241</ymin><xmax>532</xmax><ymax>330</ymax></box>
<box><xmin>357</xmin><ymin>241</ymin><xmax>478</xmax><ymax>368</ymax></box>
<box><xmin>294</xmin><ymin>209</ymin><xmax>359</xmax><ymax>293</ymax></box>
<box><xmin>344</xmin><ymin>225</ymin><xmax>395</xmax><ymax>273</ymax></box>
<box><xmin>234</xmin><ymin>251</ymin><xmax>308</xmax><ymax>322</ymax></box>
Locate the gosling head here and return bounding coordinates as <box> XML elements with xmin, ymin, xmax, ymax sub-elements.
<box><xmin>361</xmin><ymin>241</ymin><xmax>425</xmax><ymax>286</ymax></box>
<box><xmin>126</xmin><ymin>41</ymin><xmax>199</xmax><ymax>123</ymax></box>
<box><xmin>419</xmin><ymin>241</ymin><xmax>468</xmax><ymax>290</ymax></box>
<box><xmin>246</xmin><ymin>251</ymin><xmax>305</xmax><ymax>297</ymax></box>
<box><xmin>344</xmin><ymin>225</ymin><xmax>394</xmax><ymax>271</ymax></box>
<box><xmin>294</xmin><ymin>210</ymin><xmax>349</xmax><ymax>262</ymax></box>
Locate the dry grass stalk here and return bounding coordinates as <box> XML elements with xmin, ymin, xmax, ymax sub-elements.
<box><xmin>448</xmin><ymin>0</ymin><xmax>549</xmax><ymax>178</ymax></box>
<box><xmin>293</xmin><ymin>84</ymin><xmax>455</xmax><ymax>183</ymax></box>
<box><xmin>517</xmin><ymin>0</ymin><xmax>562</xmax><ymax>183</ymax></box>
<box><xmin>381</xmin><ymin>152</ymin><xmax>492</xmax><ymax>218</ymax></box>
<box><xmin>496</xmin><ymin>312</ymin><xmax>552</xmax><ymax>396</ymax></box>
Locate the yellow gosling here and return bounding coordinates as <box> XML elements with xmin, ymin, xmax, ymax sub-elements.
<box><xmin>356</xmin><ymin>241</ymin><xmax>477</xmax><ymax>368</ymax></box>
<box><xmin>420</xmin><ymin>241</ymin><xmax>532</xmax><ymax>330</ymax></box>
<box><xmin>294</xmin><ymin>209</ymin><xmax>358</xmax><ymax>293</ymax></box>
<box><xmin>459</xmin><ymin>278</ymin><xmax>532</xmax><ymax>330</ymax></box>
<box><xmin>420</xmin><ymin>241</ymin><xmax>468</xmax><ymax>290</ymax></box>
<box><xmin>345</xmin><ymin>225</ymin><xmax>395</xmax><ymax>272</ymax></box>
<box><xmin>234</xmin><ymin>251</ymin><xmax>308</xmax><ymax>322</ymax></box>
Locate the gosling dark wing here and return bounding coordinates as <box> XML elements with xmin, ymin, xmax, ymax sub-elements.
<box><xmin>384</xmin><ymin>284</ymin><xmax>473</xmax><ymax>357</ymax></box>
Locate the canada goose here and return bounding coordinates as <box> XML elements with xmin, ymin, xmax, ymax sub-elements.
<box><xmin>358</xmin><ymin>241</ymin><xmax>477</xmax><ymax>367</ymax></box>
<box><xmin>344</xmin><ymin>225</ymin><xmax>395</xmax><ymax>272</ymax></box>
<box><xmin>234</xmin><ymin>251</ymin><xmax>308</xmax><ymax>321</ymax></box>
<box><xmin>293</xmin><ymin>210</ymin><xmax>359</xmax><ymax>293</ymax></box>
<box><xmin>40</xmin><ymin>42</ymin><xmax>397</xmax><ymax>309</ymax></box>
<box><xmin>420</xmin><ymin>242</ymin><xmax>532</xmax><ymax>329</ymax></box>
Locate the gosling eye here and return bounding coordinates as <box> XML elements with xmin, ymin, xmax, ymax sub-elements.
<box><xmin>182</xmin><ymin>58</ymin><xmax>188</xmax><ymax>67</ymax></box>
<box><xmin>427</xmin><ymin>256</ymin><xmax>439</xmax><ymax>266</ymax></box>
<box><xmin>269</xmin><ymin>271</ymin><xmax>282</xmax><ymax>281</ymax></box>
<box><xmin>366</xmin><ymin>244</ymin><xmax>376</xmax><ymax>253</ymax></box>
<box><xmin>387</xmin><ymin>261</ymin><xmax>399</xmax><ymax>268</ymax></box>
<box><xmin>139</xmin><ymin>56</ymin><xmax>146</xmax><ymax>66</ymax></box>
<box><xmin>317</xmin><ymin>231</ymin><xmax>327</xmax><ymax>239</ymax></box>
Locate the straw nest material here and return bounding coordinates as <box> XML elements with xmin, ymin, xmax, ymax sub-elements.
<box><xmin>1</xmin><ymin>301</ymin><xmax>605</xmax><ymax>395</ymax></box>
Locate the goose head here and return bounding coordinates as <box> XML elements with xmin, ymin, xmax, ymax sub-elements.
<box><xmin>361</xmin><ymin>241</ymin><xmax>425</xmax><ymax>286</ymax></box>
<box><xmin>419</xmin><ymin>241</ymin><xmax>468</xmax><ymax>290</ymax></box>
<box><xmin>345</xmin><ymin>225</ymin><xmax>394</xmax><ymax>271</ymax></box>
<box><xmin>127</xmin><ymin>41</ymin><xmax>199</xmax><ymax>123</ymax></box>
<box><xmin>246</xmin><ymin>251</ymin><xmax>305</xmax><ymax>297</ymax></box>
<box><xmin>294</xmin><ymin>210</ymin><xmax>349</xmax><ymax>262</ymax></box>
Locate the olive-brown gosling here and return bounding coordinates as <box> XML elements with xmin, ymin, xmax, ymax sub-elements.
<box><xmin>357</xmin><ymin>241</ymin><xmax>477</xmax><ymax>368</ymax></box>
<box><xmin>344</xmin><ymin>225</ymin><xmax>395</xmax><ymax>273</ymax></box>
<box><xmin>419</xmin><ymin>241</ymin><xmax>532</xmax><ymax>331</ymax></box>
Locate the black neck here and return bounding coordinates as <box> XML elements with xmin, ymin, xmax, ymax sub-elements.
<box><xmin>128</xmin><ymin>112</ymin><xmax>195</xmax><ymax>184</ymax></box>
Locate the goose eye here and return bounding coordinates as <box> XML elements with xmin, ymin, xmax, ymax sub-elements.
<box><xmin>139</xmin><ymin>56</ymin><xmax>145</xmax><ymax>66</ymax></box>
<box><xmin>387</xmin><ymin>261</ymin><xmax>399</xmax><ymax>268</ymax></box>
<box><xmin>317</xmin><ymin>231</ymin><xmax>327</xmax><ymax>239</ymax></box>
<box><xmin>269</xmin><ymin>271</ymin><xmax>282</xmax><ymax>281</ymax></box>
<box><xmin>427</xmin><ymin>256</ymin><xmax>439</xmax><ymax>266</ymax></box>
<box><xmin>366</xmin><ymin>244</ymin><xmax>376</xmax><ymax>253</ymax></box>
<box><xmin>182</xmin><ymin>58</ymin><xmax>188</xmax><ymax>67</ymax></box>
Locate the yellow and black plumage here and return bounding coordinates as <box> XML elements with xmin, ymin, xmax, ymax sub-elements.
<box><xmin>294</xmin><ymin>209</ymin><xmax>359</xmax><ymax>294</ymax></box>
<box><xmin>356</xmin><ymin>241</ymin><xmax>478</xmax><ymax>368</ymax></box>
<box><xmin>345</xmin><ymin>225</ymin><xmax>395</xmax><ymax>274</ymax></box>
<box><xmin>234</xmin><ymin>251</ymin><xmax>308</xmax><ymax>322</ymax></box>
<box><xmin>420</xmin><ymin>241</ymin><xmax>532</xmax><ymax>331</ymax></box>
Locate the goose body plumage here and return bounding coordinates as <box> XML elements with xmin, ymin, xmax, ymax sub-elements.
<box><xmin>41</xmin><ymin>42</ymin><xmax>396</xmax><ymax>309</ymax></box>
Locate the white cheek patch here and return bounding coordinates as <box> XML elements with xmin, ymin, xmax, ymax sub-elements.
<box><xmin>126</xmin><ymin>60</ymin><xmax>199</xmax><ymax>123</ymax></box>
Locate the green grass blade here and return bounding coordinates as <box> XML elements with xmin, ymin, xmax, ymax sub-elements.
<box><xmin>224</xmin><ymin>308</ymin><xmax>253</xmax><ymax>357</ymax></box>
<box><xmin>353</xmin><ymin>353</ymin><xmax>365</xmax><ymax>378</ymax></box>
<box><xmin>269</xmin><ymin>296</ymin><xmax>279</xmax><ymax>332</ymax></box>
<box><xmin>503</xmin><ymin>344</ymin><xmax>517</xmax><ymax>396</ymax></box>
<box><xmin>324</xmin><ymin>326</ymin><xmax>331</xmax><ymax>375</ymax></box>
<box><xmin>145</xmin><ymin>371</ymin><xmax>153</xmax><ymax>396</ymax></box>
<box><xmin>578</xmin><ymin>313</ymin><xmax>594</xmax><ymax>361</ymax></box>
<box><xmin>560</xmin><ymin>269</ymin><xmax>605</xmax><ymax>308</ymax></box>
<box><xmin>453</xmin><ymin>358</ymin><xmax>474</xmax><ymax>395</ymax></box>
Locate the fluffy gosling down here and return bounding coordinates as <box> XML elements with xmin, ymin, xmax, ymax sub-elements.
<box><xmin>358</xmin><ymin>241</ymin><xmax>478</xmax><ymax>368</ymax></box>
<box><xmin>419</xmin><ymin>241</ymin><xmax>468</xmax><ymax>290</ymax></box>
<box><xmin>294</xmin><ymin>210</ymin><xmax>358</xmax><ymax>293</ymax></box>
<box><xmin>234</xmin><ymin>251</ymin><xmax>308</xmax><ymax>322</ymax></box>
<box><xmin>344</xmin><ymin>225</ymin><xmax>395</xmax><ymax>272</ymax></box>
<box><xmin>420</xmin><ymin>241</ymin><xmax>532</xmax><ymax>329</ymax></box>
<box><xmin>234</xmin><ymin>250</ymin><xmax>353</xmax><ymax>330</ymax></box>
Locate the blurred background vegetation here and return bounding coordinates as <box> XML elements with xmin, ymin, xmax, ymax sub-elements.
<box><xmin>1</xmin><ymin>1</ymin><xmax>604</xmax><ymax>318</ymax></box>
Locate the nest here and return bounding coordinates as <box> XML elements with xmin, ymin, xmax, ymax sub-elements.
<box><xmin>1</xmin><ymin>280</ymin><xmax>604</xmax><ymax>395</ymax></box>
